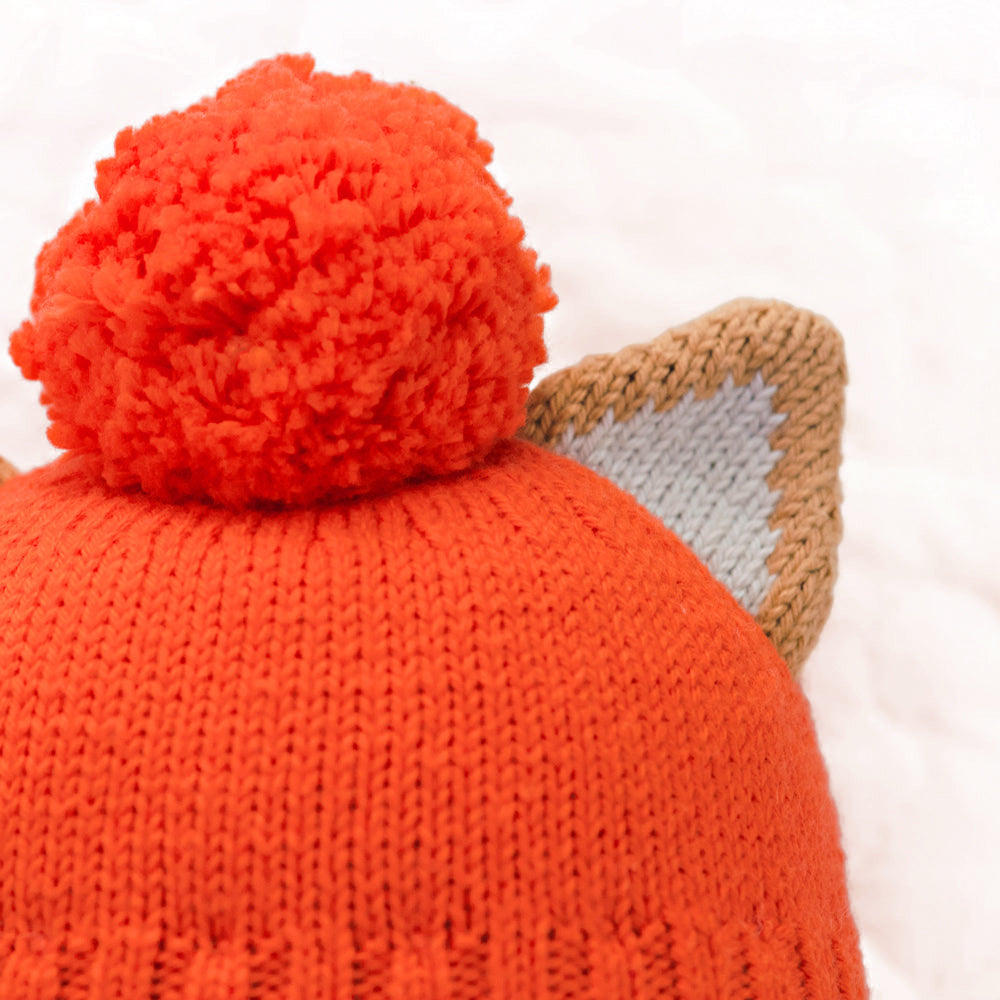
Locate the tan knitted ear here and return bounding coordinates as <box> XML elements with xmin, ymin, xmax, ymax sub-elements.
<box><xmin>0</xmin><ymin>456</ymin><xmax>18</xmax><ymax>486</ymax></box>
<box><xmin>519</xmin><ymin>298</ymin><xmax>846</xmax><ymax>677</ymax></box>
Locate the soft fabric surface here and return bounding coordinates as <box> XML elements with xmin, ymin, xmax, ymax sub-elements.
<box><xmin>1</xmin><ymin>3</ymin><xmax>996</xmax><ymax>997</ymax></box>
<box><xmin>0</xmin><ymin>440</ymin><xmax>867</xmax><ymax>999</ymax></box>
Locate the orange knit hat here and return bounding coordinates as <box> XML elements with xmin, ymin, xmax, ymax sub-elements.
<box><xmin>0</xmin><ymin>55</ymin><xmax>868</xmax><ymax>999</ymax></box>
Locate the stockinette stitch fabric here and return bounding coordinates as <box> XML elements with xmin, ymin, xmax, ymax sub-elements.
<box><xmin>0</xmin><ymin>54</ymin><xmax>869</xmax><ymax>1000</ymax></box>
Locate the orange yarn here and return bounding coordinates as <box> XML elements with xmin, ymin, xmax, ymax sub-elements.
<box><xmin>0</xmin><ymin>441</ymin><xmax>867</xmax><ymax>998</ymax></box>
<box><xmin>1</xmin><ymin>53</ymin><xmax>866</xmax><ymax>999</ymax></box>
<box><xmin>10</xmin><ymin>55</ymin><xmax>555</xmax><ymax>507</ymax></box>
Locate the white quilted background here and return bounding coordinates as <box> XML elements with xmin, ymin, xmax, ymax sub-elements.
<box><xmin>1</xmin><ymin>3</ymin><xmax>998</xmax><ymax>998</ymax></box>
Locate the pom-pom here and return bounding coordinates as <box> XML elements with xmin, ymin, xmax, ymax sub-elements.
<box><xmin>10</xmin><ymin>54</ymin><xmax>556</xmax><ymax>506</ymax></box>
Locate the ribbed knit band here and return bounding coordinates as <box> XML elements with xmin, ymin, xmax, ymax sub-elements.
<box><xmin>0</xmin><ymin>920</ymin><xmax>860</xmax><ymax>997</ymax></box>
<box><xmin>0</xmin><ymin>441</ymin><xmax>866</xmax><ymax>999</ymax></box>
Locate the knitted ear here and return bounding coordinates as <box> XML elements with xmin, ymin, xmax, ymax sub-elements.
<box><xmin>519</xmin><ymin>298</ymin><xmax>846</xmax><ymax>677</ymax></box>
<box><xmin>0</xmin><ymin>457</ymin><xmax>18</xmax><ymax>486</ymax></box>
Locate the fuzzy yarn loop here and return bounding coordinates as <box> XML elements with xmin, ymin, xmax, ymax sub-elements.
<box><xmin>10</xmin><ymin>54</ymin><xmax>556</xmax><ymax>506</ymax></box>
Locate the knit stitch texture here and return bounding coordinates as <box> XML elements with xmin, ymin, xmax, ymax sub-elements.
<box><xmin>521</xmin><ymin>299</ymin><xmax>847</xmax><ymax>675</ymax></box>
<box><xmin>548</xmin><ymin>372</ymin><xmax>786</xmax><ymax>616</ymax></box>
<box><xmin>0</xmin><ymin>54</ymin><xmax>867</xmax><ymax>1000</ymax></box>
<box><xmin>0</xmin><ymin>441</ymin><xmax>866</xmax><ymax>998</ymax></box>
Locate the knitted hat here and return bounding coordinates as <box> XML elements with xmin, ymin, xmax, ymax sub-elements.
<box><xmin>0</xmin><ymin>55</ymin><xmax>867</xmax><ymax>999</ymax></box>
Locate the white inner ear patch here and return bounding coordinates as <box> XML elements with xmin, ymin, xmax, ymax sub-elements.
<box><xmin>553</xmin><ymin>372</ymin><xmax>787</xmax><ymax>615</ymax></box>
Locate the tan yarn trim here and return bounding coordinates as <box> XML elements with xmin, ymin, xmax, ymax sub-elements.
<box><xmin>519</xmin><ymin>298</ymin><xmax>846</xmax><ymax>677</ymax></box>
<box><xmin>0</xmin><ymin>456</ymin><xmax>18</xmax><ymax>486</ymax></box>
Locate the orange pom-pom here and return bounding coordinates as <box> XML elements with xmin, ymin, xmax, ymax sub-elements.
<box><xmin>10</xmin><ymin>54</ymin><xmax>556</xmax><ymax>506</ymax></box>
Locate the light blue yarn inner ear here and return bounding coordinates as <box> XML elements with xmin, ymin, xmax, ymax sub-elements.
<box><xmin>551</xmin><ymin>372</ymin><xmax>787</xmax><ymax>615</ymax></box>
